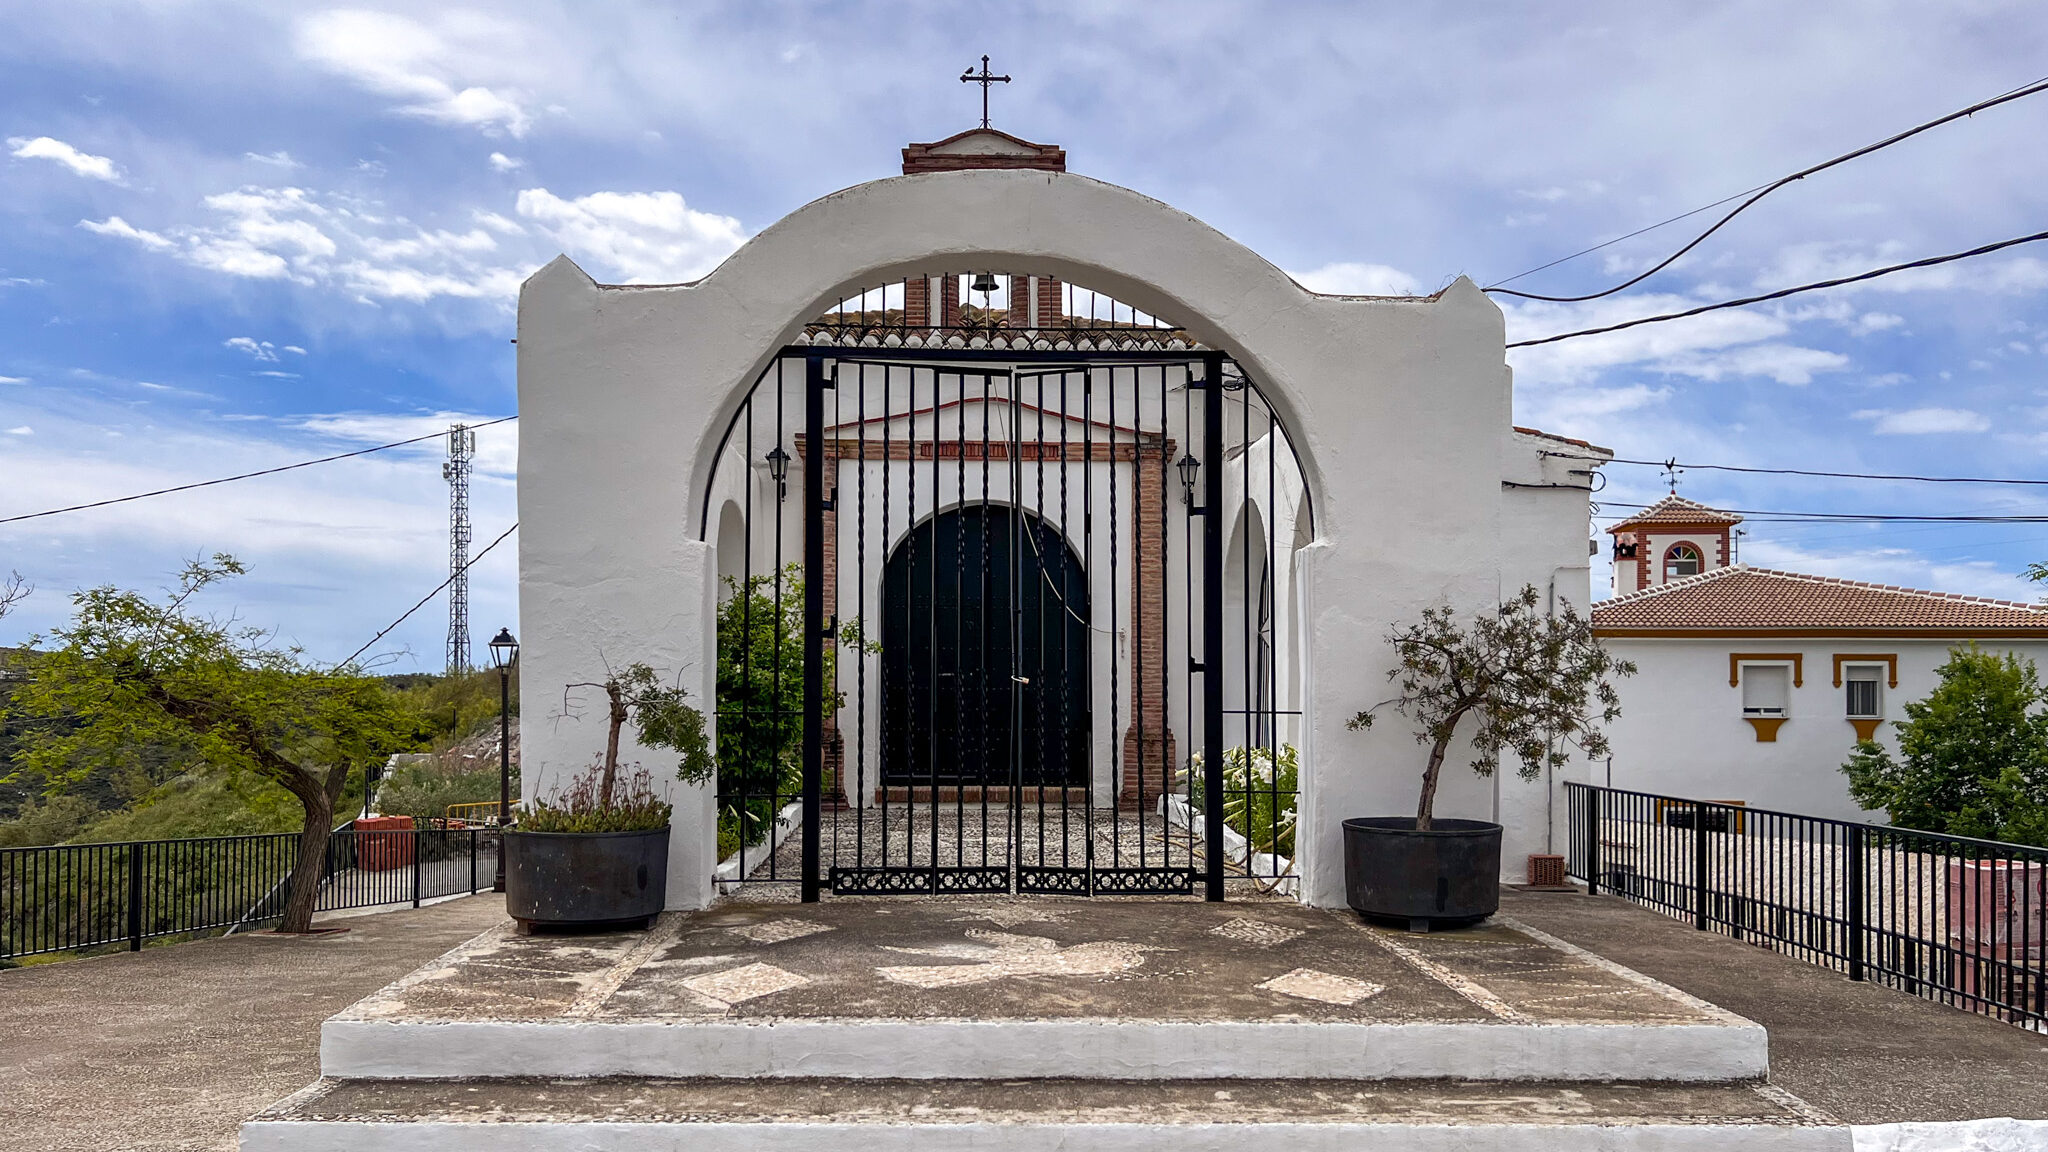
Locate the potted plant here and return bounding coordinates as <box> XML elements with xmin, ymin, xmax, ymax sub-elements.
<box><xmin>1346</xmin><ymin>586</ymin><xmax>1631</xmax><ymax>929</ymax></box>
<box><xmin>505</xmin><ymin>663</ymin><xmax>712</xmax><ymax>931</ymax></box>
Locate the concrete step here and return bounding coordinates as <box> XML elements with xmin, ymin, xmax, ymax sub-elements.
<box><xmin>242</xmin><ymin>1076</ymin><xmax>1850</xmax><ymax>1151</ymax></box>
<box><xmin>324</xmin><ymin>1013</ymin><xmax>1767</xmax><ymax>1082</ymax></box>
<box><xmin>324</xmin><ymin>902</ymin><xmax>1768</xmax><ymax>1083</ymax></box>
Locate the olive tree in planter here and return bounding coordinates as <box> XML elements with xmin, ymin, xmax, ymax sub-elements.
<box><xmin>1345</xmin><ymin>586</ymin><xmax>1631</xmax><ymax>928</ymax></box>
<box><xmin>505</xmin><ymin>663</ymin><xmax>712</xmax><ymax>931</ymax></box>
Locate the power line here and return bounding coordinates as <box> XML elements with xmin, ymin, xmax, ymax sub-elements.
<box><xmin>1596</xmin><ymin>501</ymin><xmax>2048</xmax><ymax>525</ymax></box>
<box><xmin>0</xmin><ymin>415</ymin><xmax>517</xmax><ymax>526</ymax></box>
<box><xmin>1486</xmin><ymin>74</ymin><xmax>2048</xmax><ymax>301</ymax></box>
<box><xmin>341</xmin><ymin>521</ymin><xmax>517</xmax><ymax>669</ymax></box>
<box><xmin>1592</xmin><ymin>456</ymin><xmax>2048</xmax><ymax>487</ymax></box>
<box><xmin>1506</xmin><ymin>228</ymin><xmax>2048</xmax><ymax>348</ymax></box>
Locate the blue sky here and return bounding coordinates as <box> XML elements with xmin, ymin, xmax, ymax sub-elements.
<box><xmin>4</xmin><ymin>2</ymin><xmax>2048</xmax><ymax>669</ymax></box>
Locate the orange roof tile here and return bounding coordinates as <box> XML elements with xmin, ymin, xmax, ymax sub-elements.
<box><xmin>1593</xmin><ymin>566</ymin><xmax>2048</xmax><ymax>635</ymax></box>
<box><xmin>1513</xmin><ymin>426</ymin><xmax>1614</xmax><ymax>456</ymax></box>
<box><xmin>1606</xmin><ymin>495</ymin><xmax>1745</xmax><ymax>533</ymax></box>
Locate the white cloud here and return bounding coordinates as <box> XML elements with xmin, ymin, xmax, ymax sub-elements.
<box><xmin>245</xmin><ymin>150</ymin><xmax>301</xmax><ymax>169</ymax></box>
<box><xmin>1852</xmin><ymin>407</ymin><xmax>1991</xmax><ymax>435</ymax></box>
<box><xmin>283</xmin><ymin>345</ymin><xmax>307</xmax><ymax>355</ymax></box>
<box><xmin>488</xmin><ymin>151</ymin><xmax>523</xmax><ymax>172</ymax></box>
<box><xmin>1852</xmin><ymin>312</ymin><xmax>1903</xmax><ymax>336</ymax></box>
<box><xmin>8</xmin><ymin>135</ymin><xmax>120</xmax><ymax>181</ymax></box>
<box><xmin>84</xmin><ymin>182</ymin><xmax>534</xmax><ymax>303</ymax></box>
<box><xmin>297</xmin><ymin>410</ymin><xmax>517</xmax><ymax>476</ymax></box>
<box><xmin>296</xmin><ymin>10</ymin><xmax>533</xmax><ymax>137</ymax></box>
<box><xmin>1741</xmin><ymin>540</ymin><xmax>2035</xmax><ymax>604</ymax></box>
<box><xmin>1290</xmin><ymin>261</ymin><xmax>1421</xmax><ymax>296</ymax></box>
<box><xmin>515</xmin><ymin>187</ymin><xmax>746</xmax><ymax>283</ymax></box>
<box><xmin>0</xmin><ymin>376</ymin><xmax>27</xmax><ymax>385</ymax></box>
<box><xmin>79</xmin><ymin>216</ymin><xmax>174</xmax><ymax>251</ymax></box>
<box><xmin>4</xmin><ymin>426</ymin><xmax>31</xmax><ymax>436</ymax></box>
<box><xmin>226</xmin><ymin>337</ymin><xmax>280</xmax><ymax>361</ymax></box>
<box><xmin>1658</xmin><ymin>343</ymin><xmax>1849</xmax><ymax>386</ymax></box>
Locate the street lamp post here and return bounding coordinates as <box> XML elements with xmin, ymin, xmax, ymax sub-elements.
<box><xmin>488</xmin><ymin>627</ymin><xmax>519</xmax><ymax>892</ymax></box>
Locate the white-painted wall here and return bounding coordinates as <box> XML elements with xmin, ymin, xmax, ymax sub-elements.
<box><xmin>1581</xmin><ymin>636</ymin><xmax>2048</xmax><ymax>821</ymax></box>
<box><xmin>516</xmin><ymin>167</ymin><xmax>1584</xmax><ymax>907</ymax></box>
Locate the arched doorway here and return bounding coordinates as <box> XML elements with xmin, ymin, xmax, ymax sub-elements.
<box><xmin>880</xmin><ymin>506</ymin><xmax>1090</xmax><ymax>789</ymax></box>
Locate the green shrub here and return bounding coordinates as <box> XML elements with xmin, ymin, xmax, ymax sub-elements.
<box><xmin>1187</xmin><ymin>743</ymin><xmax>1299</xmax><ymax>856</ymax></box>
<box><xmin>374</xmin><ymin>759</ymin><xmax>512</xmax><ymax>825</ymax></box>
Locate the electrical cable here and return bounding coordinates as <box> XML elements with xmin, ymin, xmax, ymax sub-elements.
<box><xmin>0</xmin><ymin>415</ymin><xmax>516</xmax><ymax>526</ymax></box>
<box><xmin>1505</xmin><ymin>228</ymin><xmax>2048</xmax><ymax>348</ymax></box>
<box><xmin>1595</xmin><ymin>502</ymin><xmax>2048</xmax><ymax>525</ymax></box>
<box><xmin>1594</xmin><ymin>456</ymin><xmax>2048</xmax><ymax>487</ymax></box>
<box><xmin>1485</xmin><ymin>74</ymin><xmax>2048</xmax><ymax>301</ymax></box>
<box><xmin>340</xmin><ymin>521</ymin><xmax>517</xmax><ymax>668</ymax></box>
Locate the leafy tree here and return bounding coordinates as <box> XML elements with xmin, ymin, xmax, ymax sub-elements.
<box><xmin>2</xmin><ymin>556</ymin><xmax>421</xmax><ymax>932</ymax></box>
<box><xmin>1348</xmin><ymin>586</ymin><xmax>1633</xmax><ymax>829</ymax></box>
<box><xmin>1841</xmin><ymin>645</ymin><xmax>2048</xmax><ymax>846</ymax></box>
<box><xmin>715</xmin><ymin>566</ymin><xmax>860</xmax><ymax>852</ymax></box>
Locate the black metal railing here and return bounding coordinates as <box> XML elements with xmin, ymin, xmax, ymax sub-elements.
<box><xmin>1</xmin><ymin>824</ymin><xmax>498</xmax><ymax>961</ymax></box>
<box><xmin>1566</xmin><ymin>782</ymin><xmax>2047</xmax><ymax>1029</ymax></box>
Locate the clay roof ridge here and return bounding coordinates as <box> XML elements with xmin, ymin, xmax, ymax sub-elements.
<box><xmin>1595</xmin><ymin>563</ymin><xmax>1750</xmax><ymax>606</ymax></box>
<box><xmin>1511</xmin><ymin>426</ymin><xmax>1615</xmax><ymax>456</ymax></box>
<box><xmin>1734</xmin><ymin>566</ymin><xmax>2048</xmax><ymax>613</ymax></box>
<box><xmin>1606</xmin><ymin>494</ymin><xmax>1745</xmax><ymax>532</ymax></box>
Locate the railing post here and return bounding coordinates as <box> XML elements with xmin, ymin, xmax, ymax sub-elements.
<box><xmin>1693</xmin><ymin>804</ymin><xmax>1709</xmax><ymax>931</ymax></box>
<box><xmin>126</xmin><ymin>844</ymin><xmax>144</xmax><ymax>952</ymax></box>
<box><xmin>1847</xmin><ymin>824</ymin><xmax>1867</xmax><ymax>981</ymax></box>
<box><xmin>470</xmin><ymin>828</ymin><xmax>478</xmax><ymax>895</ymax></box>
<box><xmin>1585</xmin><ymin>786</ymin><xmax>1602</xmax><ymax>897</ymax></box>
<box><xmin>411</xmin><ymin>832</ymin><xmax>422</xmax><ymax>908</ymax></box>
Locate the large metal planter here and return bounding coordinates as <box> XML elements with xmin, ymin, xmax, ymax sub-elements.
<box><xmin>504</xmin><ymin>828</ymin><xmax>668</xmax><ymax>931</ymax></box>
<box><xmin>1343</xmin><ymin>816</ymin><xmax>1501</xmax><ymax>929</ymax></box>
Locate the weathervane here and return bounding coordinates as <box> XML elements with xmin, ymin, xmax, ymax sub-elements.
<box><xmin>1660</xmin><ymin>457</ymin><xmax>1684</xmax><ymax>495</ymax></box>
<box><xmin>961</xmin><ymin>54</ymin><xmax>1011</xmax><ymax>129</ymax></box>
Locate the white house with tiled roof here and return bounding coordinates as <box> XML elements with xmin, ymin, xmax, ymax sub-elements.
<box><xmin>1587</xmin><ymin>532</ymin><xmax>2048</xmax><ymax>820</ymax></box>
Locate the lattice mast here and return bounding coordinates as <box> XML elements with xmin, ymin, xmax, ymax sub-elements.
<box><xmin>442</xmin><ymin>424</ymin><xmax>476</xmax><ymax>674</ymax></box>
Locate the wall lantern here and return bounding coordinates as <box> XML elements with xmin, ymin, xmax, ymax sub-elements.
<box><xmin>764</xmin><ymin>445</ymin><xmax>791</xmax><ymax>501</ymax></box>
<box><xmin>1177</xmin><ymin>452</ymin><xmax>1202</xmax><ymax>506</ymax></box>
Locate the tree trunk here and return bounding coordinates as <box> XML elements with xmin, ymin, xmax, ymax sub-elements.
<box><xmin>1415</xmin><ymin>704</ymin><xmax>1474</xmax><ymax>832</ymax></box>
<box><xmin>602</xmin><ymin>680</ymin><xmax>626</xmax><ymax>808</ymax></box>
<box><xmin>1415</xmin><ymin>737</ymin><xmax>1451</xmax><ymax>832</ymax></box>
<box><xmin>277</xmin><ymin>785</ymin><xmax>337</xmax><ymax>933</ymax></box>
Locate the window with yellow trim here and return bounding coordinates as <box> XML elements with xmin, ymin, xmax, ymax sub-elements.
<box><xmin>1741</xmin><ymin>665</ymin><xmax>1790</xmax><ymax>718</ymax></box>
<box><xmin>1844</xmin><ymin>664</ymin><xmax>1883</xmax><ymax>720</ymax></box>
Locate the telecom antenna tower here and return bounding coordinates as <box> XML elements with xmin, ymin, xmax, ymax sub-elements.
<box><xmin>443</xmin><ymin>423</ymin><xmax>476</xmax><ymax>674</ymax></box>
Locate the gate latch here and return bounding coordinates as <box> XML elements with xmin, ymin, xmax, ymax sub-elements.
<box><xmin>1012</xmin><ymin>675</ymin><xmax>1031</xmax><ymax>685</ymax></box>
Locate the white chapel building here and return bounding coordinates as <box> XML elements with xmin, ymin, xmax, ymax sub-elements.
<box><xmin>1586</xmin><ymin>494</ymin><xmax>2048</xmax><ymax>821</ymax></box>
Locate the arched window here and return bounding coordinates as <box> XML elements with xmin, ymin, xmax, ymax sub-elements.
<box><xmin>1664</xmin><ymin>543</ymin><xmax>1702</xmax><ymax>579</ymax></box>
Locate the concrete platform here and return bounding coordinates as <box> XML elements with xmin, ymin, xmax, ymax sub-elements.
<box><xmin>319</xmin><ymin>897</ymin><xmax>1767</xmax><ymax>1082</ymax></box>
<box><xmin>241</xmin><ymin>1075</ymin><xmax>1848</xmax><ymax>1151</ymax></box>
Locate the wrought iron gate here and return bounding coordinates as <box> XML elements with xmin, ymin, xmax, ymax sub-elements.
<box><xmin>704</xmin><ymin>273</ymin><xmax>1309</xmax><ymax>901</ymax></box>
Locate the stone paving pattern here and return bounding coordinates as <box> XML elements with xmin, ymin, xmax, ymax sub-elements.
<box><xmin>341</xmin><ymin>897</ymin><xmax>1726</xmax><ymax>1028</ymax></box>
<box><xmin>261</xmin><ymin>1074</ymin><xmax>1828</xmax><ymax>1128</ymax></box>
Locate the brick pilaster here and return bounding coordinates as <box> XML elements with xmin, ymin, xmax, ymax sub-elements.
<box><xmin>1121</xmin><ymin>436</ymin><xmax>1177</xmax><ymax>804</ymax></box>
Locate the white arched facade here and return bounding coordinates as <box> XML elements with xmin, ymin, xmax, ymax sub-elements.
<box><xmin>515</xmin><ymin>167</ymin><xmax>1598</xmax><ymax>908</ymax></box>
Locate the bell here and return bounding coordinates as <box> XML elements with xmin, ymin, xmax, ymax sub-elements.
<box><xmin>969</xmin><ymin>272</ymin><xmax>1000</xmax><ymax>294</ymax></box>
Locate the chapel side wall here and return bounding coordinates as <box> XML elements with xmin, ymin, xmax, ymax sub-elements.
<box><xmin>1590</xmin><ymin>636</ymin><xmax>2048</xmax><ymax>823</ymax></box>
<box><xmin>1492</xmin><ymin>432</ymin><xmax>1603</xmax><ymax>877</ymax></box>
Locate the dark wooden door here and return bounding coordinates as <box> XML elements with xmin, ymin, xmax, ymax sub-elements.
<box><xmin>881</xmin><ymin>505</ymin><xmax>1089</xmax><ymax>786</ymax></box>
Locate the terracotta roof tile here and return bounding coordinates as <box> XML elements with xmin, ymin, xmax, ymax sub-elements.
<box><xmin>1512</xmin><ymin>426</ymin><xmax>1614</xmax><ymax>456</ymax></box>
<box><xmin>1593</xmin><ymin>565</ymin><xmax>2048</xmax><ymax>634</ymax></box>
<box><xmin>1606</xmin><ymin>495</ymin><xmax>1745</xmax><ymax>533</ymax></box>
